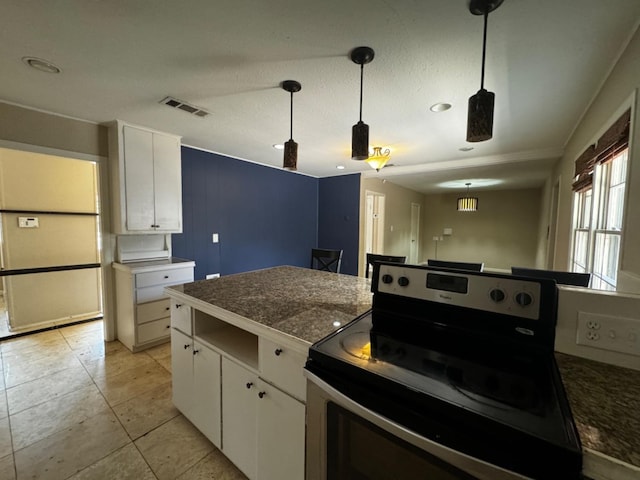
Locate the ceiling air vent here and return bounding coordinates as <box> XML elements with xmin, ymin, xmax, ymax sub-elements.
<box><xmin>160</xmin><ymin>96</ymin><xmax>210</xmax><ymax>118</ymax></box>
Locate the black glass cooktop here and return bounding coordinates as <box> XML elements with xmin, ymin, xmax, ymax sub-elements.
<box><xmin>306</xmin><ymin>312</ymin><xmax>582</xmax><ymax>479</ymax></box>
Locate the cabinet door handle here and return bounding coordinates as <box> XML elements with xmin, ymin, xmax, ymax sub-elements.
<box><xmin>165</xmin><ymin>325</ymin><xmax>170</xmax><ymax>329</ymax></box>
<box><xmin>246</xmin><ymin>382</ymin><xmax>254</xmax><ymax>389</ymax></box>
<box><xmin>193</xmin><ymin>349</ymin><xmax>200</xmax><ymax>355</ymax></box>
<box><xmin>184</xmin><ymin>344</ymin><xmax>191</xmax><ymax>350</ymax></box>
<box><xmin>258</xmin><ymin>391</ymin><xmax>266</xmax><ymax>399</ymax></box>
<box><xmin>164</xmin><ymin>275</ymin><xmax>169</xmax><ymax>279</ymax></box>
<box><xmin>165</xmin><ymin>307</ymin><xmax>170</xmax><ymax>311</ymax></box>
<box><xmin>175</xmin><ymin>304</ymin><xmax>183</xmax><ymax>308</ymax></box>
<box><xmin>274</xmin><ymin>348</ymin><xmax>283</xmax><ymax>356</ymax></box>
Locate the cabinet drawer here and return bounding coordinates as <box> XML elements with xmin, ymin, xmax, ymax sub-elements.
<box><xmin>136</xmin><ymin>267</ymin><xmax>193</xmax><ymax>288</ymax></box>
<box><xmin>259</xmin><ymin>338</ymin><xmax>307</xmax><ymax>401</ymax></box>
<box><xmin>138</xmin><ymin>317</ymin><xmax>171</xmax><ymax>344</ymax></box>
<box><xmin>136</xmin><ymin>285</ymin><xmax>169</xmax><ymax>304</ymax></box>
<box><xmin>137</xmin><ymin>299</ymin><xmax>170</xmax><ymax>325</ymax></box>
<box><xmin>171</xmin><ymin>300</ymin><xmax>191</xmax><ymax>335</ymax></box>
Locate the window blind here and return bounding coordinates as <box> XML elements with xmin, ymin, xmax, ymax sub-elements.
<box><xmin>572</xmin><ymin>109</ymin><xmax>631</xmax><ymax>192</ymax></box>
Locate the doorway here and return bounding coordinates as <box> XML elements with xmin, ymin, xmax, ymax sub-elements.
<box><xmin>364</xmin><ymin>191</ymin><xmax>385</xmax><ymax>275</ymax></box>
<box><xmin>0</xmin><ymin>148</ymin><xmax>103</xmax><ymax>338</ymax></box>
<box><xmin>546</xmin><ymin>179</ymin><xmax>560</xmax><ymax>269</ymax></box>
<box><xmin>410</xmin><ymin>203</ymin><xmax>421</xmax><ymax>264</ymax></box>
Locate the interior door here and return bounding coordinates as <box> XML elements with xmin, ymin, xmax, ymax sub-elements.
<box><xmin>410</xmin><ymin>203</ymin><xmax>421</xmax><ymax>264</ymax></box>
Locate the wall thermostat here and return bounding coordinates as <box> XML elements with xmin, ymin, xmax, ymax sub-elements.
<box><xmin>18</xmin><ymin>217</ymin><xmax>39</xmax><ymax>228</ymax></box>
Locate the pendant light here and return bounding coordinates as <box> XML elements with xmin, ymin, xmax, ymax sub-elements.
<box><xmin>350</xmin><ymin>46</ymin><xmax>375</xmax><ymax>160</ymax></box>
<box><xmin>466</xmin><ymin>0</ymin><xmax>503</xmax><ymax>143</ymax></box>
<box><xmin>281</xmin><ymin>80</ymin><xmax>302</xmax><ymax>171</ymax></box>
<box><xmin>457</xmin><ymin>183</ymin><xmax>478</xmax><ymax>212</ymax></box>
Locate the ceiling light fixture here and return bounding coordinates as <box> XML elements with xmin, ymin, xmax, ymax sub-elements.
<box><xmin>366</xmin><ymin>146</ymin><xmax>391</xmax><ymax>172</ymax></box>
<box><xmin>350</xmin><ymin>46</ymin><xmax>375</xmax><ymax>160</ymax></box>
<box><xmin>430</xmin><ymin>103</ymin><xmax>452</xmax><ymax>112</ymax></box>
<box><xmin>281</xmin><ymin>80</ymin><xmax>301</xmax><ymax>171</ymax></box>
<box><xmin>466</xmin><ymin>0</ymin><xmax>503</xmax><ymax>143</ymax></box>
<box><xmin>22</xmin><ymin>56</ymin><xmax>61</xmax><ymax>74</ymax></box>
<box><xmin>457</xmin><ymin>183</ymin><xmax>478</xmax><ymax>211</ymax></box>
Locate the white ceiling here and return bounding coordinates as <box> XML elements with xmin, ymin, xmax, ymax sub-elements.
<box><xmin>2</xmin><ymin>1</ymin><xmax>639</xmax><ymax>193</ymax></box>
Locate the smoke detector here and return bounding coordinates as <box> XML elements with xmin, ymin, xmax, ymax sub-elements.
<box><xmin>160</xmin><ymin>96</ymin><xmax>210</xmax><ymax>117</ymax></box>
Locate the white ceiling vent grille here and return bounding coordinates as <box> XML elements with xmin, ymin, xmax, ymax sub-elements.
<box><xmin>160</xmin><ymin>96</ymin><xmax>210</xmax><ymax>117</ymax></box>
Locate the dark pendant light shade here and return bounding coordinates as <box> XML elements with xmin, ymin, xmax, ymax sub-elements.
<box><xmin>281</xmin><ymin>80</ymin><xmax>301</xmax><ymax>171</ymax></box>
<box><xmin>466</xmin><ymin>0</ymin><xmax>503</xmax><ymax>143</ymax></box>
<box><xmin>350</xmin><ymin>46</ymin><xmax>375</xmax><ymax>160</ymax></box>
<box><xmin>467</xmin><ymin>88</ymin><xmax>495</xmax><ymax>142</ymax></box>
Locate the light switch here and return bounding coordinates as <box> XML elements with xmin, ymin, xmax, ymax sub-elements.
<box><xmin>212</xmin><ymin>233</ymin><xmax>219</xmax><ymax>243</ymax></box>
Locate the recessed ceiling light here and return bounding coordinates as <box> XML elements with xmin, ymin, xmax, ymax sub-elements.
<box><xmin>430</xmin><ymin>103</ymin><xmax>452</xmax><ymax>112</ymax></box>
<box><xmin>22</xmin><ymin>56</ymin><xmax>61</xmax><ymax>74</ymax></box>
<box><xmin>336</xmin><ymin>165</ymin><xmax>346</xmax><ymax>170</ymax></box>
<box><xmin>272</xmin><ymin>144</ymin><xmax>284</xmax><ymax>150</ymax></box>
<box><xmin>459</xmin><ymin>146</ymin><xmax>474</xmax><ymax>152</ymax></box>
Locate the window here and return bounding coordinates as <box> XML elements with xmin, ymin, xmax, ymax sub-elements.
<box><xmin>570</xmin><ymin>110</ymin><xmax>630</xmax><ymax>291</ymax></box>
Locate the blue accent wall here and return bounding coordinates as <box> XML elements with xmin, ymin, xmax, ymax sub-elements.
<box><xmin>318</xmin><ymin>174</ymin><xmax>361</xmax><ymax>276</ymax></box>
<box><xmin>172</xmin><ymin>147</ymin><xmax>319</xmax><ymax>280</ymax></box>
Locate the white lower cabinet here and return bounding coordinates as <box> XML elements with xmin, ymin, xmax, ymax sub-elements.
<box><xmin>171</xmin><ymin>328</ymin><xmax>221</xmax><ymax>448</ymax></box>
<box><xmin>114</xmin><ymin>262</ymin><xmax>194</xmax><ymax>352</ymax></box>
<box><xmin>171</xmin><ymin>305</ymin><xmax>306</xmax><ymax>480</ymax></box>
<box><xmin>255</xmin><ymin>378</ymin><xmax>306</xmax><ymax>480</ymax></box>
<box><xmin>221</xmin><ymin>358</ymin><xmax>258</xmax><ymax>479</ymax></box>
<box><xmin>221</xmin><ymin>357</ymin><xmax>305</xmax><ymax>480</ymax></box>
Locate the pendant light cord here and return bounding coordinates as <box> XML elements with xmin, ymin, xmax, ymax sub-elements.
<box><xmin>359</xmin><ymin>63</ymin><xmax>364</xmax><ymax>122</ymax></box>
<box><xmin>480</xmin><ymin>9</ymin><xmax>489</xmax><ymax>90</ymax></box>
<box><xmin>289</xmin><ymin>90</ymin><xmax>294</xmax><ymax>140</ymax></box>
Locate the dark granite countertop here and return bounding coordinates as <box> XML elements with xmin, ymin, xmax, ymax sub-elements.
<box><xmin>556</xmin><ymin>352</ymin><xmax>640</xmax><ymax>472</ymax></box>
<box><xmin>170</xmin><ymin>265</ymin><xmax>373</xmax><ymax>345</ymax></box>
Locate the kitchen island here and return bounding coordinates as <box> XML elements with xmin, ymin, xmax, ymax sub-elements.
<box><xmin>165</xmin><ymin>265</ymin><xmax>638</xmax><ymax>480</ymax></box>
<box><xmin>165</xmin><ymin>266</ymin><xmax>372</xmax><ymax>480</ymax></box>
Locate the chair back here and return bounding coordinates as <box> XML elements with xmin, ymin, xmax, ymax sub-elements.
<box><xmin>511</xmin><ymin>267</ymin><xmax>591</xmax><ymax>287</ymax></box>
<box><xmin>366</xmin><ymin>253</ymin><xmax>407</xmax><ymax>279</ymax></box>
<box><xmin>427</xmin><ymin>259</ymin><xmax>484</xmax><ymax>272</ymax></box>
<box><xmin>311</xmin><ymin>248</ymin><xmax>343</xmax><ymax>273</ymax></box>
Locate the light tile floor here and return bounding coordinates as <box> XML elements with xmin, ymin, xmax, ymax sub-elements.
<box><xmin>0</xmin><ymin>320</ymin><xmax>248</xmax><ymax>480</ymax></box>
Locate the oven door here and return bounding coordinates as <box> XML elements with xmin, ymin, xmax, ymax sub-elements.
<box><xmin>305</xmin><ymin>371</ymin><xmax>531</xmax><ymax>480</ymax></box>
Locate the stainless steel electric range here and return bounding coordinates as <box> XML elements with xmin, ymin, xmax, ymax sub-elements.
<box><xmin>305</xmin><ymin>262</ymin><xmax>582</xmax><ymax>480</ymax></box>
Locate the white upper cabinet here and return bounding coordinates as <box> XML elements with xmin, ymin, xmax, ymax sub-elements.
<box><xmin>109</xmin><ymin>120</ymin><xmax>182</xmax><ymax>234</ymax></box>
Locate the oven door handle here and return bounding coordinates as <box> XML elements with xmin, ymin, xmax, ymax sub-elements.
<box><xmin>304</xmin><ymin>369</ymin><xmax>531</xmax><ymax>480</ymax></box>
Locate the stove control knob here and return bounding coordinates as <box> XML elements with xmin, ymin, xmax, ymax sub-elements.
<box><xmin>489</xmin><ymin>288</ymin><xmax>506</xmax><ymax>303</ymax></box>
<box><xmin>515</xmin><ymin>292</ymin><xmax>533</xmax><ymax>307</ymax></box>
<box><xmin>398</xmin><ymin>276</ymin><xmax>410</xmax><ymax>287</ymax></box>
<box><xmin>382</xmin><ymin>274</ymin><xmax>394</xmax><ymax>284</ymax></box>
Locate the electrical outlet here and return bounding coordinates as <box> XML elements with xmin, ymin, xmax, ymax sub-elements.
<box><xmin>576</xmin><ymin>311</ymin><xmax>640</xmax><ymax>356</ymax></box>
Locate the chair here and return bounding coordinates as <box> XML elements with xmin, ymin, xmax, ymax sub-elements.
<box><xmin>427</xmin><ymin>259</ymin><xmax>484</xmax><ymax>272</ymax></box>
<box><xmin>366</xmin><ymin>253</ymin><xmax>407</xmax><ymax>279</ymax></box>
<box><xmin>311</xmin><ymin>248</ymin><xmax>343</xmax><ymax>273</ymax></box>
<box><xmin>511</xmin><ymin>267</ymin><xmax>591</xmax><ymax>287</ymax></box>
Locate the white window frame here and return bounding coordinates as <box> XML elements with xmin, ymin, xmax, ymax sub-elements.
<box><xmin>570</xmin><ymin>148</ymin><xmax>628</xmax><ymax>290</ymax></box>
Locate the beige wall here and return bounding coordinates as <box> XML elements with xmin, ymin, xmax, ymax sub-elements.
<box><xmin>359</xmin><ymin>178</ymin><xmax>424</xmax><ymax>275</ymax></box>
<box><xmin>0</xmin><ymin>102</ymin><xmax>107</xmax><ymax>157</ymax></box>
<box><xmin>421</xmin><ymin>188</ymin><xmax>542</xmax><ymax>271</ymax></box>
<box><xmin>550</xmin><ymin>25</ymin><xmax>640</xmax><ymax>294</ymax></box>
